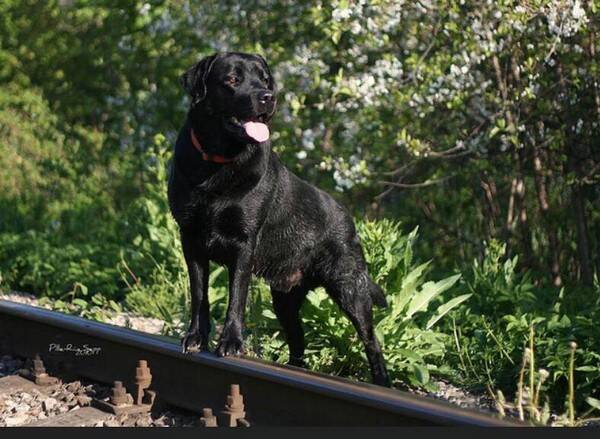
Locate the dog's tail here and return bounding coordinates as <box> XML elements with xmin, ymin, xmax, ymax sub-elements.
<box><xmin>368</xmin><ymin>278</ymin><xmax>388</xmax><ymax>308</ymax></box>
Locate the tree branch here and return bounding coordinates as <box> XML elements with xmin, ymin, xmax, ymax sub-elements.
<box><xmin>378</xmin><ymin>175</ymin><xmax>454</xmax><ymax>189</ymax></box>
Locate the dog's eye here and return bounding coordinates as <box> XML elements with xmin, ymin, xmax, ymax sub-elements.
<box><xmin>224</xmin><ymin>75</ymin><xmax>240</xmax><ymax>86</ymax></box>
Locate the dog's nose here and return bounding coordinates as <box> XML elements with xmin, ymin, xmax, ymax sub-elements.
<box><xmin>258</xmin><ymin>91</ymin><xmax>273</xmax><ymax>104</ymax></box>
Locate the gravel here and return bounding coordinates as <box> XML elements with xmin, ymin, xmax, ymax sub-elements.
<box><xmin>0</xmin><ymin>291</ymin><xmax>166</xmax><ymax>335</ymax></box>
<box><xmin>427</xmin><ymin>380</ymin><xmax>495</xmax><ymax>413</ymax></box>
<box><xmin>0</xmin><ymin>355</ymin><xmax>113</xmax><ymax>427</ymax></box>
<box><xmin>0</xmin><ymin>353</ymin><xmax>200</xmax><ymax>427</ymax></box>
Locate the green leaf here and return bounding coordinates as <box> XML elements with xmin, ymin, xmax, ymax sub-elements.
<box><xmin>405</xmin><ymin>274</ymin><xmax>461</xmax><ymax>319</ymax></box>
<box><xmin>209</xmin><ymin>265</ymin><xmax>225</xmax><ymax>285</ymax></box>
<box><xmin>109</xmin><ymin>300</ymin><xmax>121</xmax><ymax>313</ymax></box>
<box><xmin>401</xmin><ymin>260</ymin><xmax>431</xmax><ymax>294</ymax></box>
<box><xmin>395</xmin><ymin>348</ymin><xmax>424</xmax><ymax>362</ymax></box>
<box><xmin>389</xmin><ymin>261</ymin><xmax>431</xmax><ymax>320</ymax></box>
<box><xmin>331</xmin><ymin>29</ymin><xmax>342</xmax><ymax>44</ymax></box>
<box><xmin>412</xmin><ymin>364</ymin><xmax>430</xmax><ymax>385</ymax></box>
<box><xmin>425</xmin><ymin>293</ymin><xmax>471</xmax><ymax>329</ymax></box>
<box><xmin>262</xmin><ymin>309</ymin><xmax>277</xmax><ymax>320</ymax></box>
<box><xmin>336</xmin><ymin>86</ymin><xmax>354</xmax><ymax>96</ymax></box>
<box><xmin>72</xmin><ymin>298</ymin><xmax>88</xmax><ymax>308</ymax></box>
<box><xmin>586</xmin><ymin>397</ymin><xmax>600</xmax><ymax>412</ymax></box>
<box><xmin>73</xmin><ymin>282</ymin><xmax>88</xmax><ymax>296</ymax></box>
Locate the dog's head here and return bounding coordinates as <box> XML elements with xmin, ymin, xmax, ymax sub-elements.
<box><xmin>181</xmin><ymin>52</ymin><xmax>277</xmax><ymax>144</ymax></box>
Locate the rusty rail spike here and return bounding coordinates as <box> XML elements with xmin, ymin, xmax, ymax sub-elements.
<box><xmin>134</xmin><ymin>359</ymin><xmax>153</xmax><ymax>405</ymax></box>
<box><xmin>110</xmin><ymin>381</ymin><xmax>133</xmax><ymax>406</ymax></box>
<box><xmin>200</xmin><ymin>408</ymin><xmax>218</xmax><ymax>427</ymax></box>
<box><xmin>94</xmin><ymin>375</ymin><xmax>155</xmax><ymax>415</ymax></box>
<box><xmin>32</xmin><ymin>354</ymin><xmax>46</xmax><ymax>376</ymax></box>
<box><xmin>27</xmin><ymin>353</ymin><xmax>61</xmax><ymax>386</ymax></box>
<box><xmin>219</xmin><ymin>384</ymin><xmax>250</xmax><ymax>427</ymax></box>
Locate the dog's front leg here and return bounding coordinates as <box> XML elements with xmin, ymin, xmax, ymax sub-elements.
<box><xmin>181</xmin><ymin>229</ymin><xmax>210</xmax><ymax>353</ymax></box>
<box><xmin>216</xmin><ymin>248</ymin><xmax>253</xmax><ymax>357</ymax></box>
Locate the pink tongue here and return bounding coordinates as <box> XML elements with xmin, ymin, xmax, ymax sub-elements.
<box><xmin>243</xmin><ymin>121</ymin><xmax>270</xmax><ymax>142</ymax></box>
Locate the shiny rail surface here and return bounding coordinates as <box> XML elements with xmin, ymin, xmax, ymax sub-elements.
<box><xmin>0</xmin><ymin>300</ymin><xmax>524</xmax><ymax>426</ymax></box>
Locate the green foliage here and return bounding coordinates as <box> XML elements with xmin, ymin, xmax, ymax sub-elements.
<box><xmin>443</xmin><ymin>240</ymin><xmax>600</xmax><ymax>414</ymax></box>
<box><xmin>0</xmin><ymin>231</ymin><xmax>120</xmax><ymax>298</ymax></box>
<box><xmin>0</xmin><ymin>0</ymin><xmax>598</xmax><ymax>424</ymax></box>
<box><xmin>1</xmin><ymin>0</ymin><xmax>598</xmax><ymax>283</ymax></box>
<box><xmin>468</xmin><ymin>240</ymin><xmax>536</xmax><ymax>315</ymax></box>
<box><xmin>38</xmin><ymin>282</ymin><xmax>122</xmax><ymax>323</ymax></box>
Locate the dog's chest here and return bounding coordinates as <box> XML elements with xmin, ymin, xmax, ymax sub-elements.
<box><xmin>202</xmin><ymin>204</ymin><xmax>309</xmax><ymax>290</ymax></box>
<box><xmin>199</xmin><ymin>203</ymin><xmax>249</xmax><ymax>260</ymax></box>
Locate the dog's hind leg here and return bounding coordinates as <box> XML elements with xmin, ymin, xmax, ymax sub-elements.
<box><xmin>271</xmin><ymin>287</ymin><xmax>309</xmax><ymax>367</ymax></box>
<box><xmin>180</xmin><ymin>229</ymin><xmax>210</xmax><ymax>353</ymax></box>
<box><xmin>327</xmin><ymin>278</ymin><xmax>391</xmax><ymax>387</ymax></box>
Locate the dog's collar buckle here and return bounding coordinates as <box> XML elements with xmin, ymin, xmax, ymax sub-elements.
<box><xmin>190</xmin><ymin>129</ymin><xmax>235</xmax><ymax>164</ymax></box>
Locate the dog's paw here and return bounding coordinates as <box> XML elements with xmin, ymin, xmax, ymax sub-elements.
<box><xmin>181</xmin><ymin>329</ymin><xmax>208</xmax><ymax>354</ymax></box>
<box><xmin>216</xmin><ymin>330</ymin><xmax>244</xmax><ymax>357</ymax></box>
<box><xmin>372</xmin><ymin>370</ymin><xmax>392</xmax><ymax>387</ymax></box>
<box><xmin>288</xmin><ymin>356</ymin><xmax>306</xmax><ymax>368</ymax></box>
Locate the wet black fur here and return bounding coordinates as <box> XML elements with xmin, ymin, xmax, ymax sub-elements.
<box><xmin>168</xmin><ymin>52</ymin><xmax>390</xmax><ymax>386</ymax></box>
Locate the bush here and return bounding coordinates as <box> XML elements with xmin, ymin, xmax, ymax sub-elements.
<box><xmin>0</xmin><ymin>231</ymin><xmax>120</xmax><ymax>299</ymax></box>
<box><xmin>442</xmin><ymin>241</ymin><xmax>600</xmax><ymax>413</ymax></box>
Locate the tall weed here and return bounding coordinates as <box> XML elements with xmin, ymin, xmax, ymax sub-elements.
<box><xmin>444</xmin><ymin>240</ymin><xmax>600</xmax><ymax>414</ymax></box>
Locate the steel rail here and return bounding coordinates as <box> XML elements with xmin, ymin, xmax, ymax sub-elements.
<box><xmin>0</xmin><ymin>300</ymin><xmax>524</xmax><ymax>426</ymax></box>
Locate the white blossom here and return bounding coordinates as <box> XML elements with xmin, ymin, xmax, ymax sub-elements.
<box><xmin>545</xmin><ymin>0</ymin><xmax>588</xmax><ymax>37</ymax></box>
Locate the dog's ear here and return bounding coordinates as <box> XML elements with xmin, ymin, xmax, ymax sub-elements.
<box><xmin>256</xmin><ymin>54</ymin><xmax>276</xmax><ymax>93</ymax></box>
<box><xmin>180</xmin><ymin>53</ymin><xmax>218</xmax><ymax>106</ymax></box>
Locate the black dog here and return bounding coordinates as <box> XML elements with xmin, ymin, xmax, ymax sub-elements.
<box><xmin>168</xmin><ymin>52</ymin><xmax>390</xmax><ymax>386</ymax></box>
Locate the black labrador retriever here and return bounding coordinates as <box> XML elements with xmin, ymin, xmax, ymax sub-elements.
<box><xmin>168</xmin><ymin>52</ymin><xmax>390</xmax><ymax>386</ymax></box>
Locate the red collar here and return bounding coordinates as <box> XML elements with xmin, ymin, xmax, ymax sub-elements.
<box><xmin>190</xmin><ymin>128</ymin><xmax>235</xmax><ymax>164</ymax></box>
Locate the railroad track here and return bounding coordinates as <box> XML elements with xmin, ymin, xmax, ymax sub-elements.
<box><xmin>0</xmin><ymin>299</ymin><xmax>524</xmax><ymax>427</ymax></box>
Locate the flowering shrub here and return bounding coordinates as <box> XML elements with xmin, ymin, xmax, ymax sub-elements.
<box><xmin>0</xmin><ymin>0</ymin><xmax>598</xmax><ymax>422</ymax></box>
